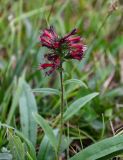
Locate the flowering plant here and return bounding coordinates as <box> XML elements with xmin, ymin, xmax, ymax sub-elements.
<box><xmin>39</xmin><ymin>26</ymin><xmax>86</xmax><ymax>75</ymax></box>
<box><xmin>39</xmin><ymin>26</ymin><xmax>86</xmax><ymax>158</ymax></box>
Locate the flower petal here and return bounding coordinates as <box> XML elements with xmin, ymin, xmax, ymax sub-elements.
<box><xmin>39</xmin><ymin>63</ymin><xmax>54</xmax><ymax>70</ymax></box>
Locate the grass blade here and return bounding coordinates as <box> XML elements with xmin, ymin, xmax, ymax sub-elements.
<box><xmin>0</xmin><ymin>123</ymin><xmax>36</xmax><ymax>160</ymax></box>
<box><xmin>103</xmin><ymin>87</ymin><xmax>123</xmax><ymax>98</ymax></box>
<box><xmin>33</xmin><ymin>113</ymin><xmax>58</xmax><ymax>151</ymax></box>
<box><xmin>70</xmin><ymin>135</ymin><xmax>123</xmax><ymax>160</ymax></box>
<box><xmin>6</xmin><ymin>79</ymin><xmax>22</xmax><ymax>124</ymax></box>
<box><xmin>8</xmin><ymin>131</ymin><xmax>25</xmax><ymax>160</ymax></box>
<box><xmin>37</xmin><ymin>129</ymin><xmax>58</xmax><ymax>160</ymax></box>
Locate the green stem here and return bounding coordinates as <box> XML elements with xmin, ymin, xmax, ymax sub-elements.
<box><xmin>57</xmin><ymin>62</ymin><xmax>64</xmax><ymax>157</ymax></box>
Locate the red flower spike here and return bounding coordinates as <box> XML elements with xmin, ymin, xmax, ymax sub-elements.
<box><xmin>39</xmin><ymin>63</ymin><xmax>54</xmax><ymax>69</ymax></box>
<box><xmin>69</xmin><ymin>43</ymin><xmax>83</xmax><ymax>49</ymax></box>
<box><xmin>67</xmin><ymin>36</ymin><xmax>81</xmax><ymax>43</ymax></box>
<box><xmin>70</xmin><ymin>50</ymin><xmax>83</xmax><ymax>60</ymax></box>
<box><xmin>39</xmin><ymin>26</ymin><xmax>86</xmax><ymax>75</ymax></box>
<box><xmin>40</xmin><ymin>26</ymin><xmax>59</xmax><ymax>49</ymax></box>
<box><xmin>43</xmin><ymin>30</ymin><xmax>52</xmax><ymax>38</ymax></box>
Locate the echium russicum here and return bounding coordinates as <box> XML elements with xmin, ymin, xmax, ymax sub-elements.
<box><xmin>39</xmin><ymin>26</ymin><xmax>86</xmax><ymax>75</ymax></box>
<box><xmin>38</xmin><ymin>26</ymin><xmax>87</xmax><ymax>157</ymax></box>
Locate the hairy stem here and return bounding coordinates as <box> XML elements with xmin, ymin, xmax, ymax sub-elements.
<box><xmin>57</xmin><ymin>62</ymin><xmax>64</xmax><ymax>158</ymax></box>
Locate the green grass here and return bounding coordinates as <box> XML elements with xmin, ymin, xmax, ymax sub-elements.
<box><xmin>0</xmin><ymin>0</ymin><xmax>123</xmax><ymax>159</ymax></box>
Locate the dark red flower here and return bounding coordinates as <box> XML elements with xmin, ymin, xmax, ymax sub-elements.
<box><xmin>39</xmin><ymin>54</ymin><xmax>60</xmax><ymax>75</ymax></box>
<box><xmin>39</xmin><ymin>26</ymin><xmax>59</xmax><ymax>49</ymax></box>
<box><xmin>39</xmin><ymin>26</ymin><xmax>86</xmax><ymax>75</ymax></box>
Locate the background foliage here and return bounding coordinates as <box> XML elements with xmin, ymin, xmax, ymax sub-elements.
<box><xmin>0</xmin><ymin>0</ymin><xmax>123</xmax><ymax>159</ymax></box>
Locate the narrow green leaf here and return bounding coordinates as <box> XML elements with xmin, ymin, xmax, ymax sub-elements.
<box><xmin>103</xmin><ymin>87</ymin><xmax>123</xmax><ymax>98</ymax></box>
<box><xmin>8</xmin><ymin>132</ymin><xmax>25</xmax><ymax>160</ymax></box>
<box><xmin>37</xmin><ymin>135</ymin><xmax>50</xmax><ymax>160</ymax></box>
<box><xmin>15</xmin><ymin>130</ymin><xmax>36</xmax><ymax>160</ymax></box>
<box><xmin>33</xmin><ymin>113</ymin><xmax>57</xmax><ymax>151</ymax></box>
<box><xmin>70</xmin><ymin>135</ymin><xmax>123</xmax><ymax>160</ymax></box>
<box><xmin>1</xmin><ymin>82</ymin><xmax>14</xmax><ymax>122</ymax></box>
<box><xmin>37</xmin><ymin>129</ymin><xmax>58</xmax><ymax>160</ymax></box>
<box><xmin>64</xmin><ymin>79</ymin><xmax>88</xmax><ymax>88</ymax></box>
<box><xmin>26</xmin><ymin>152</ymin><xmax>34</xmax><ymax>160</ymax></box>
<box><xmin>19</xmin><ymin>78</ymin><xmax>37</xmax><ymax>146</ymax></box>
<box><xmin>0</xmin><ymin>123</ymin><xmax>36</xmax><ymax>160</ymax></box>
<box><xmin>64</xmin><ymin>92</ymin><xmax>99</xmax><ymax>122</ymax></box>
<box><xmin>6</xmin><ymin>79</ymin><xmax>22</xmax><ymax>124</ymax></box>
<box><xmin>32</xmin><ymin>88</ymin><xmax>60</xmax><ymax>96</ymax></box>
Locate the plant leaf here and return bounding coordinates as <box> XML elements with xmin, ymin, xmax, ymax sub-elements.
<box><xmin>64</xmin><ymin>79</ymin><xmax>88</xmax><ymax>88</ymax></box>
<box><xmin>8</xmin><ymin>131</ymin><xmax>25</xmax><ymax>160</ymax></box>
<box><xmin>37</xmin><ymin>129</ymin><xmax>58</xmax><ymax>160</ymax></box>
<box><xmin>70</xmin><ymin>135</ymin><xmax>123</xmax><ymax>160</ymax></box>
<box><xmin>33</xmin><ymin>113</ymin><xmax>58</xmax><ymax>151</ymax></box>
<box><xmin>0</xmin><ymin>123</ymin><xmax>36</xmax><ymax>160</ymax></box>
<box><xmin>19</xmin><ymin>78</ymin><xmax>37</xmax><ymax>146</ymax></box>
<box><xmin>63</xmin><ymin>92</ymin><xmax>99</xmax><ymax>122</ymax></box>
<box><xmin>32</xmin><ymin>88</ymin><xmax>60</xmax><ymax>96</ymax></box>
<box><xmin>103</xmin><ymin>87</ymin><xmax>123</xmax><ymax>98</ymax></box>
<box><xmin>6</xmin><ymin>79</ymin><xmax>22</xmax><ymax>124</ymax></box>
